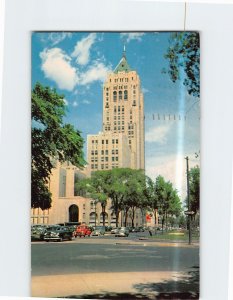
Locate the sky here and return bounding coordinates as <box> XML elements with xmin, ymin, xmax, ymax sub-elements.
<box><xmin>32</xmin><ymin>32</ymin><xmax>200</xmax><ymax>201</ymax></box>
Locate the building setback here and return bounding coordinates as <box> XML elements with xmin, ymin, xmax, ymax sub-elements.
<box><xmin>31</xmin><ymin>50</ymin><xmax>147</xmax><ymax>227</ymax></box>
<box><xmin>88</xmin><ymin>49</ymin><xmax>145</xmax><ymax>172</ymax></box>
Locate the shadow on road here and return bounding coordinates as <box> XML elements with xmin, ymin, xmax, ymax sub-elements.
<box><xmin>60</xmin><ymin>266</ymin><xmax>199</xmax><ymax>299</ymax></box>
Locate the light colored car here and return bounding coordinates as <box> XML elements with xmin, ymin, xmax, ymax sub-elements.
<box><xmin>115</xmin><ymin>227</ymin><xmax>129</xmax><ymax>237</ymax></box>
<box><xmin>111</xmin><ymin>227</ymin><xmax>119</xmax><ymax>234</ymax></box>
<box><xmin>91</xmin><ymin>226</ymin><xmax>105</xmax><ymax>236</ymax></box>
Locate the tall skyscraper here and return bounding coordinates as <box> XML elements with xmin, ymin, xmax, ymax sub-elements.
<box><xmin>87</xmin><ymin>49</ymin><xmax>145</xmax><ymax>171</ymax></box>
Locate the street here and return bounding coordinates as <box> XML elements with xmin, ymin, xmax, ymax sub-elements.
<box><xmin>31</xmin><ymin>233</ymin><xmax>199</xmax><ymax>299</ymax></box>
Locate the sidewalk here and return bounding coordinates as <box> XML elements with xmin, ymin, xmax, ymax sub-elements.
<box><xmin>32</xmin><ymin>271</ymin><xmax>182</xmax><ymax>298</ymax></box>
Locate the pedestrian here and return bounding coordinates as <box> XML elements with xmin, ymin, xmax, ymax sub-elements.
<box><xmin>148</xmin><ymin>227</ymin><xmax>152</xmax><ymax>236</ymax></box>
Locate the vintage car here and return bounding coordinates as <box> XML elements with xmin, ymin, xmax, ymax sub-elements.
<box><xmin>115</xmin><ymin>227</ymin><xmax>130</xmax><ymax>237</ymax></box>
<box><xmin>91</xmin><ymin>226</ymin><xmax>106</xmax><ymax>236</ymax></box>
<box><xmin>75</xmin><ymin>225</ymin><xmax>92</xmax><ymax>238</ymax></box>
<box><xmin>43</xmin><ymin>226</ymin><xmax>73</xmax><ymax>242</ymax></box>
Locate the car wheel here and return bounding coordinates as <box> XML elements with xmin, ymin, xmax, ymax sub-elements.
<box><xmin>59</xmin><ymin>237</ymin><xmax>63</xmax><ymax>242</ymax></box>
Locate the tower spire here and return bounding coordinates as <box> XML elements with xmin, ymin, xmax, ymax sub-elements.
<box><xmin>123</xmin><ymin>44</ymin><xmax>126</xmax><ymax>58</ymax></box>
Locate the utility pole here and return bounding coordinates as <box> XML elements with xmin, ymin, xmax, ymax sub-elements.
<box><xmin>185</xmin><ymin>156</ymin><xmax>192</xmax><ymax>245</ymax></box>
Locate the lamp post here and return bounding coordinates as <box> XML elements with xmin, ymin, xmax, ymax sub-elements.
<box><xmin>94</xmin><ymin>200</ymin><xmax>97</xmax><ymax>227</ymax></box>
<box><xmin>185</xmin><ymin>156</ymin><xmax>193</xmax><ymax>245</ymax></box>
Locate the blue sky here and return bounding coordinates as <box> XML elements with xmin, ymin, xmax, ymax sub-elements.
<box><xmin>32</xmin><ymin>32</ymin><xmax>200</xmax><ymax>200</ymax></box>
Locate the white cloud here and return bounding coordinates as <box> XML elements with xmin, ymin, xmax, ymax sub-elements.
<box><xmin>72</xmin><ymin>101</ymin><xmax>78</xmax><ymax>107</ymax></box>
<box><xmin>40</xmin><ymin>48</ymin><xmax>78</xmax><ymax>91</ymax></box>
<box><xmin>63</xmin><ymin>98</ymin><xmax>69</xmax><ymax>106</ymax></box>
<box><xmin>120</xmin><ymin>33</ymin><xmax>145</xmax><ymax>43</ymax></box>
<box><xmin>80</xmin><ymin>61</ymin><xmax>111</xmax><ymax>85</ymax></box>
<box><xmin>82</xmin><ymin>99</ymin><xmax>91</xmax><ymax>105</ymax></box>
<box><xmin>71</xmin><ymin>33</ymin><xmax>97</xmax><ymax>65</ymax></box>
<box><xmin>142</xmin><ymin>87</ymin><xmax>149</xmax><ymax>94</ymax></box>
<box><xmin>145</xmin><ymin>125</ymin><xmax>171</xmax><ymax>144</ymax></box>
<box><xmin>48</xmin><ymin>32</ymin><xmax>72</xmax><ymax>46</ymax></box>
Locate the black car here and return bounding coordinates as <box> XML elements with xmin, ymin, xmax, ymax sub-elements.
<box><xmin>44</xmin><ymin>226</ymin><xmax>73</xmax><ymax>242</ymax></box>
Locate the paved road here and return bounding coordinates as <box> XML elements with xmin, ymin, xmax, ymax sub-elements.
<box><xmin>32</xmin><ymin>234</ymin><xmax>199</xmax><ymax>276</ymax></box>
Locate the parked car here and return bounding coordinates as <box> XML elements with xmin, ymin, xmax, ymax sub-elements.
<box><xmin>44</xmin><ymin>226</ymin><xmax>73</xmax><ymax>242</ymax></box>
<box><xmin>31</xmin><ymin>225</ymin><xmax>48</xmax><ymax>241</ymax></box>
<box><xmin>91</xmin><ymin>226</ymin><xmax>106</xmax><ymax>236</ymax></box>
<box><xmin>75</xmin><ymin>225</ymin><xmax>92</xmax><ymax>238</ymax></box>
<box><xmin>115</xmin><ymin>227</ymin><xmax>129</xmax><ymax>237</ymax></box>
<box><xmin>111</xmin><ymin>227</ymin><xmax>119</xmax><ymax>234</ymax></box>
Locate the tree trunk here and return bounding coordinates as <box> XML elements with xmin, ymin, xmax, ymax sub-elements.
<box><xmin>102</xmin><ymin>204</ymin><xmax>106</xmax><ymax>227</ymax></box>
<box><xmin>124</xmin><ymin>208</ymin><xmax>129</xmax><ymax>227</ymax></box>
<box><xmin>131</xmin><ymin>207</ymin><xmax>135</xmax><ymax>228</ymax></box>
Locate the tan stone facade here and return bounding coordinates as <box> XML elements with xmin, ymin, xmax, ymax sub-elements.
<box><xmin>31</xmin><ymin>51</ymin><xmax>146</xmax><ymax>226</ymax></box>
<box><xmin>87</xmin><ymin>52</ymin><xmax>145</xmax><ymax>172</ymax></box>
<box><xmin>87</xmin><ymin>132</ymin><xmax>131</xmax><ymax>171</ymax></box>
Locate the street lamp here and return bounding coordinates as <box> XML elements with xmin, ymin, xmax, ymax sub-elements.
<box><xmin>185</xmin><ymin>156</ymin><xmax>194</xmax><ymax>245</ymax></box>
<box><xmin>94</xmin><ymin>200</ymin><xmax>97</xmax><ymax>227</ymax></box>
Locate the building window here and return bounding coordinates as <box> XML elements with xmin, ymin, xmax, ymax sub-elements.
<box><xmin>102</xmin><ymin>140</ymin><xmax>104</xmax><ymax>144</ymax></box>
<box><xmin>101</xmin><ymin>150</ymin><xmax>104</xmax><ymax>155</ymax></box>
<box><xmin>112</xmin><ymin>149</ymin><xmax>115</xmax><ymax>154</ymax></box>
<box><xmin>119</xmin><ymin>91</ymin><xmax>122</xmax><ymax>100</ymax></box>
<box><xmin>105</xmin><ymin>150</ymin><xmax>108</xmax><ymax>155</ymax></box>
<box><xmin>95</xmin><ymin>150</ymin><xmax>98</xmax><ymax>155</ymax></box>
<box><xmin>112</xmin><ymin>139</ymin><xmax>115</xmax><ymax>144</ymax></box>
<box><xmin>95</xmin><ymin>164</ymin><xmax>98</xmax><ymax>169</ymax></box>
<box><xmin>91</xmin><ymin>164</ymin><xmax>94</xmax><ymax>169</ymax></box>
<box><xmin>112</xmin><ymin>157</ymin><xmax>115</xmax><ymax>161</ymax></box>
<box><xmin>101</xmin><ymin>164</ymin><xmax>104</xmax><ymax>169</ymax></box>
<box><xmin>92</xmin><ymin>140</ymin><xmax>94</xmax><ymax>144</ymax></box>
<box><xmin>116</xmin><ymin>149</ymin><xmax>118</xmax><ymax>154</ymax></box>
<box><xmin>124</xmin><ymin>90</ymin><xmax>128</xmax><ymax>100</ymax></box>
<box><xmin>113</xmin><ymin>91</ymin><xmax>117</xmax><ymax>101</ymax></box>
<box><xmin>91</xmin><ymin>150</ymin><xmax>94</xmax><ymax>155</ymax></box>
<box><xmin>105</xmin><ymin>164</ymin><xmax>108</xmax><ymax>169</ymax></box>
<box><xmin>106</xmin><ymin>140</ymin><xmax>108</xmax><ymax>144</ymax></box>
<box><xmin>105</xmin><ymin>157</ymin><xmax>108</xmax><ymax>162</ymax></box>
<box><xmin>116</xmin><ymin>139</ymin><xmax>118</xmax><ymax>144</ymax></box>
<box><xmin>83</xmin><ymin>204</ymin><xmax>85</xmax><ymax>209</ymax></box>
<box><xmin>116</xmin><ymin>157</ymin><xmax>118</xmax><ymax>161</ymax></box>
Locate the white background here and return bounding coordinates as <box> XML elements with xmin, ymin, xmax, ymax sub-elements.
<box><xmin>0</xmin><ymin>1</ymin><xmax>233</xmax><ymax>299</ymax></box>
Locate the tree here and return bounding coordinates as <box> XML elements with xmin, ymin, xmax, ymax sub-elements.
<box><xmin>164</xmin><ymin>32</ymin><xmax>200</xmax><ymax>98</ymax></box>
<box><xmin>145</xmin><ymin>177</ymin><xmax>159</xmax><ymax>226</ymax></box>
<box><xmin>75</xmin><ymin>168</ymin><xmax>150</xmax><ymax>227</ymax></box>
<box><xmin>32</xmin><ymin>83</ymin><xmax>85</xmax><ymax>209</ymax></box>
<box><xmin>155</xmin><ymin>176</ymin><xmax>182</xmax><ymax>232</ymax></box>
<box><xmin>189</xmin><ymin>166</ymin><xmax>200</xmax><ymax>214</ymax></box>
<box><xmin>122</xmin><ymin>170</ymin><xmax>148</xmax><ymax>227</ymax></box>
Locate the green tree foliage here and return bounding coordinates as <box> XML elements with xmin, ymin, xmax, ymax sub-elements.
<box><xmin>154</xmin><ymin>176</ymin><xmax>182</xmax><ymax>231</ymax></box>
<box><xmin>75</xmin><ymin>168</ymin><xmax>149</xmax><ymax>227</ymax></box>
<box><xmin>32</xmin><ymin>83</ymin><xmax>85</xmax><ymax>209</ymax></box>
<box><xmin>189</xmin><ymin>166</ymin><xmax>200</xmax><ymax>214</ymax></box>
<box><xmin>164</xmin><ymin>32</ymin><xmax>200</xmax><ymax>98</ymax></box>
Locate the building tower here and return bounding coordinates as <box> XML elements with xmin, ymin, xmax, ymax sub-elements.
<box><xmin>87</xmin><ymin>49</ymin><xmax>145</xmax><ymax>171</ymax></box>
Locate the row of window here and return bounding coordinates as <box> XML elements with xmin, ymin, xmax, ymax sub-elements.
<box><xmin>91</xmin><ymin>139</ymin><xmax>119</xmax><ymax>146</ymax></box>
<box><xmin>113</xmin><ymin>90</ymin><xmax>128</xmax><ymax>101</ymax></box>
<box><xmin>91</xmin><ymin>164</ymin><xmax>119</xmax><ymax>170</ymax></box>
<box><xmin>109</xmin><ymin>77</ymin><xmax>135</xmax><ymax>83</ymax></box>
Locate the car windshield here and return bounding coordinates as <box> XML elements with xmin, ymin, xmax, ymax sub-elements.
<box><xmin>47</xmin><ymin>226</ymin><xmax>61</xmax><ymax>231</ymax></box>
